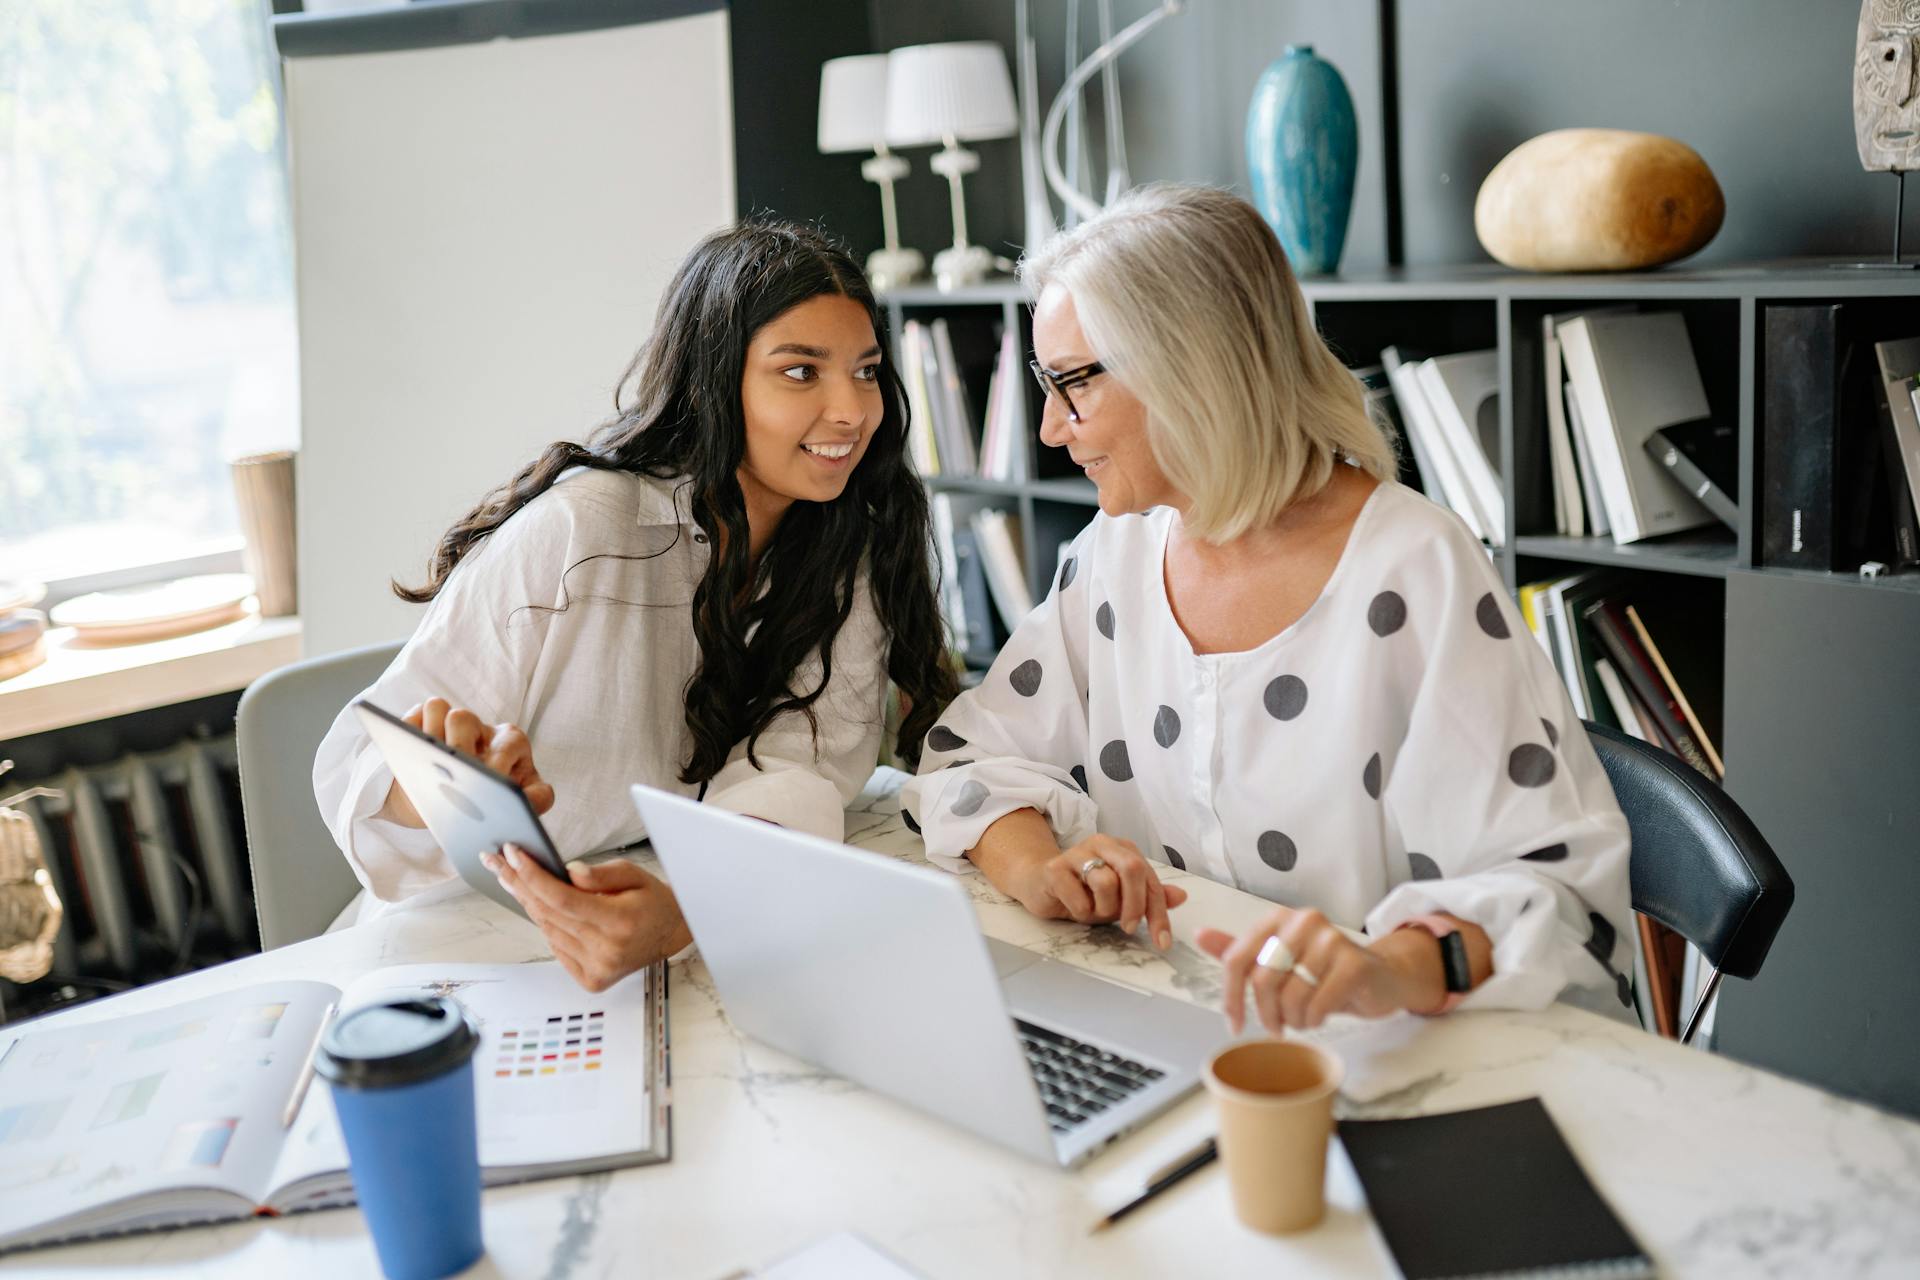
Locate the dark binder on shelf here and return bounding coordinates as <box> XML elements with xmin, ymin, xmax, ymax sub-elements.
<box><xmin>1760</xmin><ymin>304</ymin><xmax>1853</xmax><ymax>568</ymax></box>
<box><xmin>1339</xmin><ymin>1098</ymin><xmax>1652</xmax><ymax>1280</ymax></box>
<box><xmin>1645</xmin><ymin>419</ymin><xmax>1736</xmax><ymax>532</ymax></box>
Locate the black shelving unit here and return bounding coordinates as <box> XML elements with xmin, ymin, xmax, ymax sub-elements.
<box><xmin>890</xmin><ymin>260</ymin><xmax>1920</xmax><ymax>1120</ymax></box>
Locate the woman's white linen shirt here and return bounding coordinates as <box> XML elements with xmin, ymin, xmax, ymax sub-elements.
<box><xmin>314</xmin><ymin>468</ymin><xmax>888</xmax><ymax>911</ymax></box>
<box><xmin>901</xmin><ymin>481</ymin><xmax>1634</xmax><ymax>1012</ymax></box>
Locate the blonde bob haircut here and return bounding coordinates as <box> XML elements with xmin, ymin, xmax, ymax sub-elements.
<box><xmin>1020</xmin><ymin>183</ymin><xmax>1395</xmax><ymax>543</ymax></box>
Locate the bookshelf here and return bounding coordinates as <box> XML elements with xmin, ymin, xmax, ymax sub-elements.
<box><xmin>1313</xmin><ymin>261</ymin><xmax>1920</xmax><ymax>1118</ymax></box>
<box><xmin>883</xmin><ymin>279</ymin><xmax>1098</xmax><ymax>620</ymax></box>
<box><xmin>888</xmin><ymin>260</ymin><xmax>1920</xmax><ymax>1119</ymax></box>
<box><xmin>889</xmin><ymin>262</ymin><xmax>1920</xmax><ymax>595</ymax></box>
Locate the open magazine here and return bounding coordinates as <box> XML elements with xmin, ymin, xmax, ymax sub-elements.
<box><xmin>0</xmin><ymin>960</ymin><xmax>669</xmax><ymax>1254</ymax></box>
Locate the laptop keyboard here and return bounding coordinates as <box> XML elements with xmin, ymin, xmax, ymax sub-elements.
<box><xmin>1015</xmin><ymin>1019</ymin><xmax>1165</xmax><ymax>1135</ymax></box>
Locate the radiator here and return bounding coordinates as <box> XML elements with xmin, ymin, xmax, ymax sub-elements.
<box><xmin>13</xmin><ymin>734</ymin><xmax>257</xmax><ymax>982</ymax></box>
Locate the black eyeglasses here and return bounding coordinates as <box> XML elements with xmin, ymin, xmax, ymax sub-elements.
<box><xmin>1028</xmin><ymin>359</ymin><xmax>1106</xmax><ymax>422</ymax></box>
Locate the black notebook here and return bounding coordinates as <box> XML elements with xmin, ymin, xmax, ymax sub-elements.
<box><xmin>1338</xmin><ymin>1098</ymin><xmax>1653</xmax><ymax>1280</ymax></box>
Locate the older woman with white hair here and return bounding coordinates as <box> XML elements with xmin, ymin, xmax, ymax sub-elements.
<box><xmin>900</xmin><ymin>184</ymin><xmax>1632</xmax><ymax>1036</ymax></box>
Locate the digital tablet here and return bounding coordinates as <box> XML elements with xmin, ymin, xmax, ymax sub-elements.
<box><xmin>353</xmin><ymin>700</ymin><xmax>568</xmax><ymax>919</ymax></box>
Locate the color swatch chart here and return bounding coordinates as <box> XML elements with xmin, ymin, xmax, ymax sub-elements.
<box><xmin>493</xmin><ymin>1010</ymin><xmax>607</xmax><ymax>1078</ymax></box>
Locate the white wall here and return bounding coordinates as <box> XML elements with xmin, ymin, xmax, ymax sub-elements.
<box><xmin>286</xmin><ymin>11</ymin><xmax>736</xmax><ymax>657</ymax></box>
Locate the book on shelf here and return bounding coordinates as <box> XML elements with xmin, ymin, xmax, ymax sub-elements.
<box><xmin>1635</xmin><ymin>913</ymin><xmax>1685</xmax><ymax>1039</ymax></box>
<box><xmin>1592</xmin><ymin>657</ymin><xmax>1646</xmax><ymax>744</ymax></box>
<box><xmin>900</xmin><ymin>321</ymin><xmax>941</xmax><ymax>476</ymax></box>
<box><xmin>1873</xmin><ymin>336</ymin><xmax>1920</xmax><ymax>538</ymax></box>
<box><xmin>1645</xmin><ymin>419</ymin><xmax>1737</xmax><ymax>533</ymax></box>
<box><xmin>1583</xmin><ymin>598</ymin><xmax>1716</xmax><ymax>779</ymax></box>
<box><xmin>1533</xmin><ymin>577</ymin><xmax>1573</xmax><ymax>698</ymax></box>
<box><xmin>1624</xmin><ymin>602</ymin><xmax>1723</xmax><ymax>779</ymax></box>
<box><xmin>1563</xmin><ymin>379</ymin><xmax>1612</xmax><ymax>538</ymax></box>
<box><xmin>1525</xmin><ymin>572</ymin><xmax>1722</xmax><ymax>774</ymax></box>
<box><xmin>1533</xmin><ymin>574</ymin><xmax>1617</xmax><ymax>728</ymax></box>
<box><xmin>930</xmin><ymin>494</ymin><xmax>975</xmax><ymax>656</ymax></box>
<box><xmin>1516</xmin><ymin>580</ymin><xmax>1554</xmax><ymax>662</ymax></box>
<box><xmin>949</xmin><ymin>526</ymin><xmax>1002</xmax><ymax>665</ymax></box>
<box><xmin>969</xmin><ymin>508</ymin><xmax>1033</xmax><ymax>629</ymax></box>
<box><xmin>976</xmin><ymin>326</ymin><xmax>1031</xmax><ymax>484</ymax></box>
<box><xmin>928</xmin><ymin>320</ymin><xmax>980</xmax><ymax>477</ymax></box>
<box><xmin>1558</xmin><ymin>310</ymin><xmax>1718</xmax><ymax>545</ymax></box>
<box><xmin>1628</xmin><ymin>905</ymin><xmax>1658</xmax><ymax>1031</ymax></box>
<box><xmin>0</xmin><ymin>960</ymin><xmax>668</xmax><ymax>1256</ymax></box>
<box><xmin>1873</xmin><ymin>375</ymin><xmax>1920</xmax><ymax>569</ymax></box>
<box><xmin>1541</xmin><ymin>306</ymin><xmax>1633</xmax><ymax>537</ymax></box>
<box><xmin>1355</xmin><ymin>363</ymin><xmax>1431</xmax><ymax>496</ymax></box>
<box><xmin>933</xmin><ymin>498</ymin><xmax>1001</xmax><ymax>665</ymax></box>
<box><xmin>1414</xmin><ymin>350</ymin><xmax>1505</xmax><ymax>544</ymax></box>
<box><xmin>1544</xmin><ymin>573</ymin><xmax>1625</xmax><ymax>728</ymax></box>
<box><xmin>1382</xmin><ymin>345</ymin><xmax>1488</xmax><ymax>542</ymax></box>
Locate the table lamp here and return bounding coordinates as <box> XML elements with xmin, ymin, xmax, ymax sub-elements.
<box><xmin>884</xmin><ymin>42</ymin><xmax>1019</xmax><ymax>291</ymax></box>
<box><xmin>818</xmin><ymin>53</ymin><xmax>924</xmax><ymax>292</ymax></box>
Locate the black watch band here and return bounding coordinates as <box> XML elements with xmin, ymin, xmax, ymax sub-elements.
<box><xmin>1437</xmin><ymin>929</ymin><xmax>1472</xmax><ymax>994</ymax></box>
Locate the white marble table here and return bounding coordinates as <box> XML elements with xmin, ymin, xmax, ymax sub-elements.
<box><xmin>9</xmin><ymin>775</ymin><xmax>1919</xmax><ymax>1279</ymax></box>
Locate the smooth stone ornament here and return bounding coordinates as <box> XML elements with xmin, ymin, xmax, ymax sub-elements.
<box><xmin>1474</xmin><ymin>128</ymin><xmax>1724</xmax><ymax>272</ymax></box>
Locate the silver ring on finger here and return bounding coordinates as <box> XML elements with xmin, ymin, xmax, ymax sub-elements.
<box><xmin>1292</xmin><ymin>964</ymin><xmax>1320</xmax><ymax>988</ymax></box>
<box><xmin>1078</xmin><ymin>856</ymin><xmax>1109</xmax><ymax>883</ymax></box>
<box><xmin>1255</xmin><ymin>935</ymin><xmax>1296</xmax><ymax>975</ymax></box>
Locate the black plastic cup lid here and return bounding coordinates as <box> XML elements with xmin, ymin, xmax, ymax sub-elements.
<box><xmin>315</xmin><ymin>997</ymin><xmax>479</xmax><ymax>1090</ymax></box>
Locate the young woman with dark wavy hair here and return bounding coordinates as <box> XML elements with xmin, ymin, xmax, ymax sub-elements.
<box><xmin>314</xmin><ymin>221</ymin><xmax>956</xmax><ymax>991</ymax></box>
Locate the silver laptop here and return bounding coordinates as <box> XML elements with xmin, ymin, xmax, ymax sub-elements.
<box><xmin>630</xmin><ymin>784</ymin><xmax>1226</xmax><ymax>1168</ymax></box>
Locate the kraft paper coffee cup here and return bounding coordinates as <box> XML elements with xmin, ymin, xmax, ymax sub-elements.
<box><xmin>1204</xmin><ymin>1039</ymin><xmax>1343</xmax><ymax>1234</ymax></box>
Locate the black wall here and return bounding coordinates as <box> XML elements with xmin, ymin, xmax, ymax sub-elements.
<box><xmin>731</xmin><ymin>0</ymin><xmax>881</xmax><ymax>250</ymax></box>
<box><xmin>867</xmin><ymin>0</ymin><xmax>1910</xmax><ymax>270</ymax></box>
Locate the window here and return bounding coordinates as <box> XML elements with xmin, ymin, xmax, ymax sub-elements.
<box><xmin>0</xmin><ymin>1</ymin><xmax>297</xmax><ymax>586</ymax></box>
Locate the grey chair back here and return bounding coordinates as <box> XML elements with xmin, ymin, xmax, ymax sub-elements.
<box><xmin>237</xmin><ymin>640</ymin><xmax>404</xmax><ymax>950</ymax></box>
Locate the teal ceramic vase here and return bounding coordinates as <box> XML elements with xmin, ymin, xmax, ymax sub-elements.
<box><xmin>1246</xmin><ymin>45</ymin><xmax>1358</xmax><ymax>275</ymax></box>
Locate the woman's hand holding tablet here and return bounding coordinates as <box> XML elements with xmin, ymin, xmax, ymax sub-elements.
<box><xmin>377</xmin><ymin>696</ymin><xmax>556</xmax><ymax>828</ymax></box>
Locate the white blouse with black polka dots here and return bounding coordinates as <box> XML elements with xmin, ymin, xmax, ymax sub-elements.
<box><xmin>901</xmin><ymin>481</ymin><xmax>1636</xmax><ymax>1013</ymax></box>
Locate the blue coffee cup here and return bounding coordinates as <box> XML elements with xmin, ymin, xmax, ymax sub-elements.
<box><xmin>316</xmin><ymin>997</ymin><xmax>484</xmax><ymax>1280</ymax></box>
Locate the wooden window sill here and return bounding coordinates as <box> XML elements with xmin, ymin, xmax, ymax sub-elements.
<box><xmin>0</xmin><ymin>612</ymin><xmax>303</xmax><ymax>740</ymax></box>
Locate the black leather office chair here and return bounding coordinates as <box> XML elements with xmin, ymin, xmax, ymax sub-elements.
<box><xmin>1584</xmin><ymin>721</ymin><xmax>1794</xmax><ymax>1046</ymax></box>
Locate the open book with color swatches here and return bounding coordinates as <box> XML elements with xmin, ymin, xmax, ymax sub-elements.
<box><xmin>0</xmin><ymin>960</ymin><xmax>668</xmax><ymax>1254</ymax></box>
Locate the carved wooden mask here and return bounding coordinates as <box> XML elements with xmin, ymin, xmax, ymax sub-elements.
<box><xmin>1857</xmin><ymin>0</ymin><xmax>1920</xmax><ymax>171</ymax></box>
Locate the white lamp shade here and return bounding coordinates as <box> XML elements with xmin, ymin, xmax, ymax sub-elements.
<box><xmin>817</xmin><ymin>53</ymin><xmax>891</xmax><ymax>154</ymax></box>
<box><xmin>884</xmin><ymin>42</ymin><xmax>1019</xmax><ymax>147</ymax></box>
